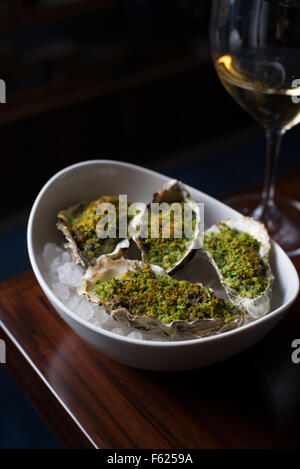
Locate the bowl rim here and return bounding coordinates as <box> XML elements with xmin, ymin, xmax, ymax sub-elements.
<box><xmin>27</xmin><ymin>159</ymin><xmax>300</xmax><ymax>347</ymax></box>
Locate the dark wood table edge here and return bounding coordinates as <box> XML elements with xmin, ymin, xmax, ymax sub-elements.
<box><xmin>1</xmin><ymin>316</ymin><xmax>98</xmax><ymax>449</ymax></box>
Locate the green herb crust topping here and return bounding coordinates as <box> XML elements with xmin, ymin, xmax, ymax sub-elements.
<box><xmin>204</xmin><ymin>223</ymin><xmax>269</xmax><ymax>298</ymax></box>
<box><xmin>68</xmin><ymin>196</ymin><xmax>132</xmax><ymax>262</ymax></box>
<box><xmin>139</xmin><ymin>202</ymin><xmax>196</xmax><ymax>271</ymax></box>
<box><xmin>94</xmin><ymin>264</ymin><xmax>240</xmax><ymax>324</ymax></box>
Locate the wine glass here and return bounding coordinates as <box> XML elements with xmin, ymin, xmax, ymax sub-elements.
<box><xmin>210</xmin><ymin>0</ymin><xmax>300</xmax><ymax>256</ymax></box>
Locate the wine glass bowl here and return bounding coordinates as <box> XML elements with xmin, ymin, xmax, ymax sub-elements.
<box><xmin>210</xmin><ymin>0</ymin><xmax>300</xmax><ymax>256</ymax></box>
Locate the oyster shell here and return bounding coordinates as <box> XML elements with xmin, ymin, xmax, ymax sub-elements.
<box><xmin>57</xmin><ymin>196</ymin><xmax>131</xmax><ymax>268</ymax></box>
<box><xmin>203</xmin><ymin>217</ymin><xmax>274</xmax><ymax>319</ymax></box>
<box><xmin>133</xmin><ymin>180</ymin><xmax>201</xmax><ymax>274</ymax></box>
<box><xmin>77</xmin><ymin>256</ymin><xmax>245</xmax><ymax>338</ymax></box>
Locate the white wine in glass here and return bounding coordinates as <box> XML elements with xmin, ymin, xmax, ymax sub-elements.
<box><xmin>216</xmin><ymin>50</ymin><xmax>300</xmax><ymax>130</ymax></box>
<box><xmin>210</xmin><ymin>0</ymin><xmax>300</xmax><ymax>256</ymax></box>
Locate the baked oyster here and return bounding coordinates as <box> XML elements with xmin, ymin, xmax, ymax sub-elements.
<box><xmin>133</xmin><ymin>180</ymin><xmax>201</xmax><ymax>274</ymax></box>
<box><xmin>203</xmin><ymin>217</ymin><xmax>274</xmax><ymax>319</ymax></box>
<box><xmin>57</xmin><ymin>196</ymin><xmax>133</xmax><ymax>268</ymax></box>
<box><xmin>77</xmin><ymin>256</ymin><xmax>245</xmax><ymax>337</ymax></box>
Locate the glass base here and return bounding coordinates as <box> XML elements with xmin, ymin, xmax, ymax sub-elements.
<box><xmin>224</xmin><ymin>194</ymin><xmax>300</xmax><ymax>257</ymax></box>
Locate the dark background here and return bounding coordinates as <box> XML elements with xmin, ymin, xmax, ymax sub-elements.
<box><xmin>0</xmin><ymin>0</ymin><xmax>299</xmax><ymax>449</ymax></box>
<box><xmin>1</xmin><ymin>0</ymin><xmax>255</xmax><ymax>219</ymax></box>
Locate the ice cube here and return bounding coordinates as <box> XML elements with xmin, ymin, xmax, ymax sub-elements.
<box><xmin>127</xmin><ymin>331</ymin><xmax>144</xmax><ymax>340</ymax></box>
<box><xmin>111</xmin><ymin>327</ymin><xmax>127</xmax><ymax>336</ymax></box>
<box><xmin>51</xmin><ymin>282</ymin><xmax>70</xmax><ymax>301</ymax></box>
<box><xmin>58</xmin><ymin>262</ymin><xmax>83</xmax><ymax>287</ymax></box>
<box><xmin>43</xmin><ymin>243</ymin><xmax>63</xmax><ymax>264</ymax></box>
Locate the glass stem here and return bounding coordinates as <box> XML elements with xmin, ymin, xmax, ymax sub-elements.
<box><xmin>261</xmin><ymin>128</ymin><xmax>284</xmax><ymax>212</ymax></box>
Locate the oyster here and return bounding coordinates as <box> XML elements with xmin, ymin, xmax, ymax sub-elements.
<box><xmin>133</xmin><ymin>180</ymin><xmax>201</xmax><ymax>274</ymax></box>
<box><xmin>77</xmin><ymin>256</ymin><xmax>245</xmax><ymax>338</ymax></box>
<box><xmin>203</xmin><ymin>217</ymin><xmax>274</xmax><ymax>319</ymax></box>
<box><xmin>57</xmin><ymin>196</ymin><xmax>132</xmax><ymax>268</ymax></box>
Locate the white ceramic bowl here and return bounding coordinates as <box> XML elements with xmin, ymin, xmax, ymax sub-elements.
<box><xmin>27</xmin><ymin>160</ymin><xmax>299</xmax><ymax>371</ymax></box>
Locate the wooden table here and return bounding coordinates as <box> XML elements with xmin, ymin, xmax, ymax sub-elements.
<box><xmin>1</xmin><ymin>169</ymin><xmax>300</xmax><ymax>449</ymax></box>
